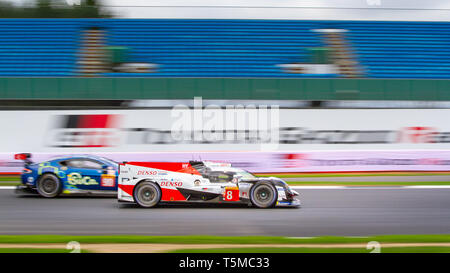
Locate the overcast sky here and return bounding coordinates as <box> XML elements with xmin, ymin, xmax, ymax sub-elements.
<box><xmin>5</xmin><ymin>0</ymin><xmax>450</xmax><ymax>21</ymax></box>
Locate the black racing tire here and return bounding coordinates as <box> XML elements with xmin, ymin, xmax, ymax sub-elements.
<box><xmin>250</xmin><ymin>182</ymin><xmax>278</xmax><ymax>208</ymax></box>
<box><xmin>133</xmin><ymin>181</ymin><xmax>162</xmax><ymax>208</ymax></box>
<box><xmin>36</xmin><ymin>173</ymin><xmax>63</xmax><ymax>198</ymax></box>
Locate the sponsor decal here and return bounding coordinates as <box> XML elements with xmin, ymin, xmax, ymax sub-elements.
<box><xmin>67</xmin><ymin>172</ymin><xmax>98</xmax><ymax>185</ymax></box>
<box><xmin>223</xmin><ymin>186</ymin><xmax>240</xmax><ymax>201</ymax></box>
<box><xmin>124</xmin><ymin>127</ymin><xmax>450</xmax><ymax>145</ymax></box>
<box><xmin>160</xmin><ymin>181</ymin><xmax>183</xmax><ymax>187</ymax></box>
<box><xmin>101</xmin><ymin>174</ymin><xmax>116</xmax><ymax>187</ymax></box>
<box><xmin>47</xmin><ymin>114</ymin><xmax>120</xmax><ymax>148</ymax></box>
<box><xmin>37</xmin><ymin>162</ymin><xmax>66</xmax><ymax>178</ymax></box>
<box><xmin>136</xmin><ymin>170</ymin><xmax>157</xmax><ymax>176</ymax></box>
<box><xmin>44</xmin><ymin>122</ymin><xmax>450</xmax><ymax>147</ymax></box>
<box><xmin>398</xmin><ymin>127</ymin><xmax>437</xmax><ymax>143</ymax></box>
<box><xmin>9</xmin><ymin>109</ymin><xmax>450</xmax><ymax>153</ymax></box>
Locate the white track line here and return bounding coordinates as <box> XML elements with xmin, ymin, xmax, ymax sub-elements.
<box><xmin>404</xmin><ymin>185</ymin><xmax>450</xmax><ymax>189</ymax></box>
<box><xmin>0</xmin><ymin>186</ymin><xmax>16</xmax><ymax>190</ymax></box>
<box><xmin>290</xmin><ymin>186</ymin><xmax>346</xmax><ymax>189</ymax></box>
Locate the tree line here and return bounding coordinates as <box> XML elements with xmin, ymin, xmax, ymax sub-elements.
<box><xmin>0</xmin><ymin>0</ymin><xmax>111</xmax><ymax>18</ymax></box>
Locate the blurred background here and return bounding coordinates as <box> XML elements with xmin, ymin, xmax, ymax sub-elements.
<box><xmin>1</xmin><ymin>0</ymin><xmax>450</xmax><ymax>172</ymax></box>
<box><xmin>1</xmin><ymin>0</ymin><xmax>450</xmax><ymax>253</ymax></box>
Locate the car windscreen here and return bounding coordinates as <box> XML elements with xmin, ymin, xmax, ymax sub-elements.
<box><xmin>197</xmin><ymin>169</ymin><xmax>256</xmax><ymax>183</ymax></box>
<box><xmin>233</xmin><ymin>170</ymin><xmax>256</xmax><ymax>180</ymax></box>
<box><xmin>97</xmin><ymin>157</ymin><xmax>119</xmax><ymax>168</ymax></box>
<box><xmin>207</xmin><ymin>171</ymin><xmax>234</xmax><ymax>183</ymax></box>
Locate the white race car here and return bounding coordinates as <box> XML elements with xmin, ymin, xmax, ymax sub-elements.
<box><xmin>118</xmin><ymin>161</ymin><xmax>300</xmax><ymax>208</ymax></box>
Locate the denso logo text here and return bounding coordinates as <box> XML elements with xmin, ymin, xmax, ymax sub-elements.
<box><xmin>137</xmin><ymin>170</ymin><xmax>157</xmax><ymax>175</ymax></box>
<box><xmin>160</xmin><ymin>181</ymin><xmax>183</xmax><ymax>187</ymax></box>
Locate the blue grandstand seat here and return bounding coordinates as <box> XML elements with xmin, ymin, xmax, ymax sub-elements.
<box><xmin>0</xmin><ymin>19</ymin><xmax>449</xmax><ymax>78</ymax></box>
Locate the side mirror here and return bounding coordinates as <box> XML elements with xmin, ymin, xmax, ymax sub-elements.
<box><xmin>232</xmin><ymin>175</ymin><xmax>242</xmax><ymax>183</ymax></box>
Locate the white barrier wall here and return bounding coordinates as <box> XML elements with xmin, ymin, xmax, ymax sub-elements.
<box><xmin>2</xmin><ymin>109</ymin><xmax>450</xmax><ymax>173</ymax></box>
<box><xmin>2</xmin><ymin>108</ymin><xmax>450</xmax><ymax>152</ymax></box>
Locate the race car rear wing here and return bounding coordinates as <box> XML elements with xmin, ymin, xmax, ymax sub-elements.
<box><xmin>14</xmin><ymin>153</ymin><xmax>33</xmax><ymax>165</ymax></box>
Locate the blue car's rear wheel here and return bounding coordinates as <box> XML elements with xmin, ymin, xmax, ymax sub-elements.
<box><xmin>36</xmin><ymin>174</ymin><xmax>62</xmax><ymax>198</ymax></box>
<box><xmin>134</xmin><ymin>181</ymin><xmax>161</xmax><ymax>208</ymax></box>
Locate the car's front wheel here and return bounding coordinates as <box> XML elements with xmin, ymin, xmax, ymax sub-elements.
<box><xmin>36</xmin><ymin>173</ymin><xmax>62</xmax><ymax>198</ymax></box>
<box><xmin>133</xmin><ymin>181</ymin><xmax>161</xmax><ymax>208</ymax></box>
<box><xmin>250</xmin><ymin>182</ymin><xmax>278</xmax><ymax>208</ymax></box>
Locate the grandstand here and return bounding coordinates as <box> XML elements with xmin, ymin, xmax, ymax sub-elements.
<box><xmin>1</xmin><ymin>19</ymin><xmax>450</xmax><ymax>79</ymax></box>
<box><xmin>0</xmin><ymin>19</ymin><xmax>80</xmax><ymax>77</ymax></box>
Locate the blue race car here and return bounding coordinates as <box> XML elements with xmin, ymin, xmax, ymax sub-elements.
<box><xmin>15</xmin><ymin>153</ymin><xmax>118</xmax><ymax>197</ymax></box>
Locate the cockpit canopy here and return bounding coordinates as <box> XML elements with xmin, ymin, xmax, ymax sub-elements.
<box><xmin>190</xmin><ymin>161</ymin><xmax>256</xmax><ymax>183</ymax></box>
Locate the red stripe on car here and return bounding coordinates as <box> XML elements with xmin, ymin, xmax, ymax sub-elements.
<box><xmin>126</xmin><ymin>162</ymin><xmax>200</xmax><ymax>175</ymax></box>
<box><xmin>118</xmin><ymin>184</ymin><xmax>134</xmax><ymax>196</ymax></box>
<box><xmin>161</xmin><ymin>188</ymin><xmax>186</xmax><ymax>201</ymax></box>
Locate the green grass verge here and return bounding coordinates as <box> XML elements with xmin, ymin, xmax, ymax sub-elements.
<box><xmin>257</xmin><ymin>172</ymin><xmax>450</xmax><ymax>178</ymax></box>
<box><xmin>0</xmin><ymin>176</ymin><xmax>20</xmax><ymax>186</ymax></box>
<box><xmin>287</xmin><ymin>181</ymin><xmax>450</xmax><ymax>186</ymax></box>
<box><xmin>0</xmin><ymin>248</ymin><xmax>90</xmax><ymax>253</ymax></box>
<box><xmin>0</xmin><ymin>182</ymin><xmax>20</xmax><ymax>186</ymax></box>
<box><xmin>170</xmin><ymin>246</ymin><xmax>450</xmax><ymax>253</ymax></box>
<box><xmin>0</xmin><ymin>234</ymin><xmax>449</xmax><ymax>245</ymax></box>
<box><xmin>0</xmin><ymin>176</ymin><xmax>19</xmax><ymax>181</ymax></box>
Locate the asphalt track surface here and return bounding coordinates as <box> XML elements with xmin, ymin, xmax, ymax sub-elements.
<box><xmin>1</xmin><ymin>187</ymin><xmax>450</xmax><ymax>236</ymax></box>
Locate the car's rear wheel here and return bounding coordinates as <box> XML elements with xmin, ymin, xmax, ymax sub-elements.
<box><xmin>250</xmin><ymin>182</ymin><xmax>278</xmax><ymax>208</ymax></box>
<box><xmin>133</xmin><ymin>181</ymin><xmax>161</xmax><ymax>208</ymax></box>
<box><xmin>36</xmin><ymin>174</ymin><xmax>62</xmax><ymax>198</ymax></box>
